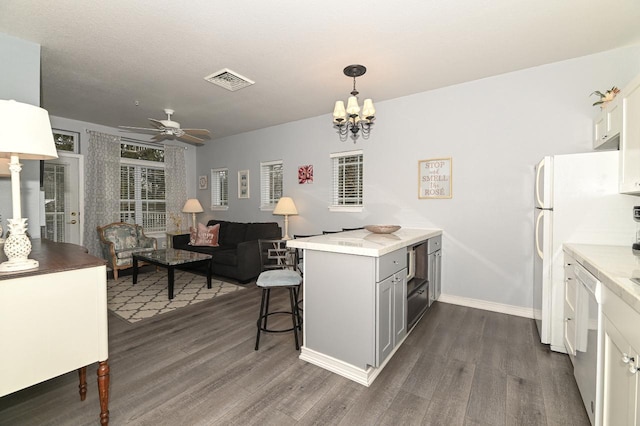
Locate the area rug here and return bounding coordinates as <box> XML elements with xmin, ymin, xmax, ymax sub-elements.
<box><xmin>107</xmin><ymin>270</ymin><xmax>246</xmax><ymax>323</ymax></box>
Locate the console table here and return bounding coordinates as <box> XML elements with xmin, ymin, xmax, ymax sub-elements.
<box><xmin>0</xmin><ymin>240</ymin><xmax>110</xmax><ymax>425</ymax></box>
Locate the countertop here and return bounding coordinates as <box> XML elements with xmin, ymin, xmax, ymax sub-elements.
<box><xmin>563</xmin><ymin>243</ymin><xmax>640</xmax><ymax>314</ymax></box>
<box><xmin>0</xmin><ymin>239</ymin><xmax>105</xmax><ymax>280</ymax></box>
<box><xmin>287</xmin><ymin>228</ymin><xmax>442</xmax><ymax>257</ymax></box>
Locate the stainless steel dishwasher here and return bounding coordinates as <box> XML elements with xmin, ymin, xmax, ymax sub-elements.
<box><xmin>572</xmin><ymin>261</ymin><xmax>602</xmax><ymax>425</ymax></box>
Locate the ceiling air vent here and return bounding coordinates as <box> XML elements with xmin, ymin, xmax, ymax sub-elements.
<box><xmin>204</xmin><ymin>68</ymin><xmax>255</xmax><ymax>92</ymax></box>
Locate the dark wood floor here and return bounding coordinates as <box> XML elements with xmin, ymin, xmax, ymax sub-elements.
<box><xmin>0</xmin><ymin>285</ymin><xmax>590</xmax><ymax>425</ymax></box>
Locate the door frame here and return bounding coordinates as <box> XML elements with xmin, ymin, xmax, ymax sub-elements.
<box><xmin>47</xmin><ymin>152</ymin><xmax>85</xmax><ymax>246</ymax></box>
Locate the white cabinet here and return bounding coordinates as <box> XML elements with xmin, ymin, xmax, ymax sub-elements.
<box><xmin>593</xmin><ymin>97</ymin><xmax>622</xmax><ymax>150</ymax></box>
<box><xmin>619</xmin><ymin>73</ymin><xmax>640</xmax><ymax>194</ymax></box>
<box><xmin>601</xmin><ymin>285</ymin><xmax>640</xmax><ymax>425</ymax></box>
<box><xmin>563</xmin><ymin>254</ymin><xmax>577</xmax><ymax>358</ymax></box>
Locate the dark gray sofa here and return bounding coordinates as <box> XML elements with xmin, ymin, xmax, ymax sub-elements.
<box><xmin>172</xmin><ymin>220</ymin><xmax>281</xmax><ymax>283</ymax></box>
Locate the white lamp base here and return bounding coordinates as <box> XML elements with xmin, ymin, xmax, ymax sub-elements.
<box><xmin>0</xmin><ymin>219</ymin><xmax>38</xmax><ymax>272</ymax></box>
<box><xmin>282</xmin><ymin>215</ymin><xmax>291</xmax><ymax>240</ymax></box>
<box><xmin>0</xmin><ymin>257</ymin><xmax>39</xmax><ymax>272</ymax></box>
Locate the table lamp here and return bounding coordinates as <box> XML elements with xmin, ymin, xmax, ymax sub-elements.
<box><xmin>182</xmin><ymin>198</ymin><xmax>204</xmax><ymax>229</ymax></box>
<box><xmin>0</xmin><ymin>100</ymin><xmax>58</xmax><ymax>272</ymax></box>
<box><xmin>273</xmin><ymin>196</ymin><xmax>298</xmax><ymax>240</ymax></box>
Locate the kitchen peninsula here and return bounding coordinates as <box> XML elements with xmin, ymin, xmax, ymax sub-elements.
<box><xmin>288</xmin><ymin>228</ymin><xmax>442</xmax><ymax>386</ymax></box>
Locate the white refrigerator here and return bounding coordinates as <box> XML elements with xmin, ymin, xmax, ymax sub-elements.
<box><xmin>533</xmin><ymin>150</ymin><xmax>636</xmax><ymax>352</ymax></box>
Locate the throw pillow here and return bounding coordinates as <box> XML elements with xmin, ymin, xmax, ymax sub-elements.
<box><xmin>189</xmin><ymin>223</ymin><xmax>220</xmax><ymax>247</ymax></box>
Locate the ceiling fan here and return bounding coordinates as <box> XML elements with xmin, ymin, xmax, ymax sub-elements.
<box><xmin>119</xmin><ymin>109</ymin><xmax>211</xmax><ymax>145</ymax></box>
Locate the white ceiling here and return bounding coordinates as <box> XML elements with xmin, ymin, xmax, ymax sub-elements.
<box><xmin>1</xmin><ymin>0</ymin><xmax>640</xmax><ymax>141</ymax></box>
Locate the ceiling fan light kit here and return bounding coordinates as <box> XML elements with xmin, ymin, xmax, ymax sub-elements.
<box><xmin>333</xmin><ymin>64</ymin><xmax>376</xmax><ymax>142</ymax></box>
<box><xmin>119</xmin><ymin>109</ymin><xmax>211</xmax><ymax>145</ymax></box>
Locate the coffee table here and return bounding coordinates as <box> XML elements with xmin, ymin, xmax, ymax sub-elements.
<box><xmin>132</xmin><ymin>248</ymin><xmax>213</xmax><ymax>300</ymax></box>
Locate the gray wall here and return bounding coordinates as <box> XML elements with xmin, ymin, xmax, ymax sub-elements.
<box><xmin>0</xmin><ymin>32</ymin><xmax>42</xmax><ymax>237</ymax></box>
<box><xmin>193</xmin><ymin>45</ymin><xmax>640</xmax><ymax>310</ymax></box>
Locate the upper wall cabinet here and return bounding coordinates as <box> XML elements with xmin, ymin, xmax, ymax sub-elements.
<box><xmin>593</xmin><ymin>97</ymin><xmax>622</xmax><ymax>150</ymax></box>
<box><xmin>619</xmin><ymin>73</ymin><xmax>640</xmax><ymax>195</ymax></box>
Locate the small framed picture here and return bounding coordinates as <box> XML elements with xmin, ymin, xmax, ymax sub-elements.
<box><xmin>298</xmin><ymin>165</ymin><xmax>314</xmax><ymax>184</ymax></box>
<box><xmin>418</xmin><ymin>157</ymin><xmax>452</xmax><ymax>199</ymax></box>
<box><xmin>238</xmin><ymin>170</ymin><xmax>250</xmax><ymax>199</ymax></box>
<box><xmin>198</xmin><ymin>175</ymin><xmax>208</xmax><ymax>190</ymax></box>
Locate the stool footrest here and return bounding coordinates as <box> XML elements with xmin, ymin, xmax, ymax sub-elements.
<box><xmin>257</xmin><ymin>311</ymin><xmax>302</xmax><ymax>333</ymax></box>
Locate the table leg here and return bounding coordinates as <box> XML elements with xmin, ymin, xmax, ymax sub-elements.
<box><xmin>78</xmin><ymin>366</ymin><xmax>87</xmax><ymax>401</ymax></box>
<box><xmin>132</xmin><ymin>257</ymin><xmax>139</xmax><ymax>285</ymax></box>
<box><xmin>168</xmin><ymin>267</ymin><xmax>175</xmax><ymax>299</ymax></box>
<box><xmin>207</xmin><ymin>259</ymin><xmax>212</xmax><ymax>289</ymax></box>
<box><xmin>97</xmin><ymin>360</ymin><xmax>110</xmax><ymax>426</ymax></box>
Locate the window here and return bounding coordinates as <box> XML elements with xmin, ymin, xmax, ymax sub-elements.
<box><xmin>120</xmin><ymin>143</ymin><xmax>166</xmax><ymax>233</ymax></box>
<box><xmin>211</xmin><ymin>168</ymin><xmax>229</xmax><ymax>210</ymax></box>
<box><xmin>260</xmin><ymin>160</ymin><xmax>283</xmax><ymax>210</ymax></box>
<box><xmin>52</xmin><ymin>129</ymin><xmax>79</xmax><ymax>153</ymax></box>
<box><xmin>330</xmin><ymin>150</ymin><xmax>363</xmax><ymax>212</ymax></box>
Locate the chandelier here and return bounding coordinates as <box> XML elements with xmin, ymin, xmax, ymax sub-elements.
<box><xmin>332</xmin><ymin>64</ymin><xmax>375</xmax><ymax>142</ymax></box>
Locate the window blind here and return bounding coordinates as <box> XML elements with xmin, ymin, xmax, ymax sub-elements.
<box><xmin>331</xmin><ymin>150</ymin><xmax>363</xmax><ymax>207</ymax></box>
<box><xmin>211</xmin><ymin>168</ymin><xmax>229</xmax><ymax>209</ymax></box>
<box><xmin>120</xmin><ymin>164</ymin><xmax>166</xmax><ymax>232</ymax></box>
<box><xmin>260</xmin><ymin>160</ymin><xmax>283</xmax><ymax>209</ymax></box>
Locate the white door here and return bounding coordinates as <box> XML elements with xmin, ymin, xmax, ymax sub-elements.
<box><xmin>43</xmin><ymin>154</ymin><xmax>83</xmax><ymax>245</ymax></box>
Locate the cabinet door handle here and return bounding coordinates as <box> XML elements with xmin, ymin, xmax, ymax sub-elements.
<box><xmin>622</xmin><ymin>353</ymin><xmax>634</xmax><ymax>364</ymax></box>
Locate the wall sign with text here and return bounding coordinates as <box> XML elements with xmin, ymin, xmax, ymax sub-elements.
<box><xmin>418</xmin><ymin>158</ymin><xmax>452</xmax><ymax>199</ymax></box>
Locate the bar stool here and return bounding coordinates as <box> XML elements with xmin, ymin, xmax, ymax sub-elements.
<box><xmin>255</xmin><ymin>239</ymin><xmax>302</xmax><ymax>351</ymax></box>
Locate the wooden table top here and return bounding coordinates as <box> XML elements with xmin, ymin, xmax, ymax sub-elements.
<box><xmin>0</xmin><ymin>239</ymin><xmax>105</xmax><ymax>280</ymax></box>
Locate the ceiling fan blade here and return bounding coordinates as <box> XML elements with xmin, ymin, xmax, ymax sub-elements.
<box><xmin>151</xmin><ymin>133</ymin><xmax>168</xmax><ymax>142</ymax></box>
<box><xmin>148</xmin><ymin>118</ymin><xmax>166</xmax><ymax>129</ymax></box>
<box><xmin>119</xmin><ymin>125</ymin><xmax>163</xmax><ymax>133</ymax></box>
<box><xmin>178</xmin><ymin>133</ymin><xmax>205</xmax><ymax>145</ymax></box>
<box><xmin>182</xmin><ymin>128</ymin><xmax>211</xmax><ymax>136</ymax></box>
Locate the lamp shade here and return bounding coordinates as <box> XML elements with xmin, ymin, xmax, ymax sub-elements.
<box><xmin>346</xmin><ymin>96</ymin><xmax>360</xmax><ymax>115</ymax></box>
<box><xmin>0</xmin><ymin>100</ymin><xmax>58</xmax><ymax>160</ymax></box>
<box><xmin>333</xmin><ymin>101</ymin><xmax>346</xmax><ymax>120</ymax></box>
<box><xmin>182</xmin><ymin>198</ymin><xmax>204</xmax><ymax>213</ymax></box>
<box><xmin>273</xmin><ymin>197</ymin><xmax>298</xmax><ymax>216</ymax></box>
<box><xmin>0</xmin><ymin>158</ymin><xmax>9</xmax><ymax>177</ymax></box>
<box><xmin>362</xmin><ymin>99</ymin><xmax>376</xmax><ymax>118</ymax></box>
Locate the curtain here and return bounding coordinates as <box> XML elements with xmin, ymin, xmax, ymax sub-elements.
<box><xmin>84</xmin><ymin>131</ymin><xmax>120</xmax><ymax>257</ymax></box>
<box><xmin>164</xmin><ymin>145</ymin><xmax>187</xmax><ymax>231</ymax></box>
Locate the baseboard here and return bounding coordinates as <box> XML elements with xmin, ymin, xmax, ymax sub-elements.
<box><xmin>438</xmin><ymin>293</ymin><xmax>534</xmax><ymax>319</ymax></box>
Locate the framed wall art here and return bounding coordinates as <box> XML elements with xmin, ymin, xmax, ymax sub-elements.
<box><xmin>198</xmin><ymin>175</ymin><xmax>208</xmax><ymax>190</ymax></box>
<box><xmin>418</xmin><ymin>157</ymin><xmax>452</xmax><ymax>199</ymax></box>
<box><xmin>298</xmin><ymin>165</ymin><xmax>313</xmax><ymax>184</ymax></box>
<box><xmin>238</xmin><ymin>170</ymin><xmax>250</xmax><ymax>199</ymax></box>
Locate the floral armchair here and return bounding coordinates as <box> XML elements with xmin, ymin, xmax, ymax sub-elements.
<box><xmin>96</xmin><ymin>222</ymin><xmax>157</xmax><ymax>280</ymax></box>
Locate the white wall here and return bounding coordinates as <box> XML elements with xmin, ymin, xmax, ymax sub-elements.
<box><xmin>0</xmin><ymin>32</ymin><xmax>42</xmax><ymax>238</ymax></box>
<box><xmin>193</xmin><ymin>45</ymin><xmax>640</xmax><ymax>311</ymax></box>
